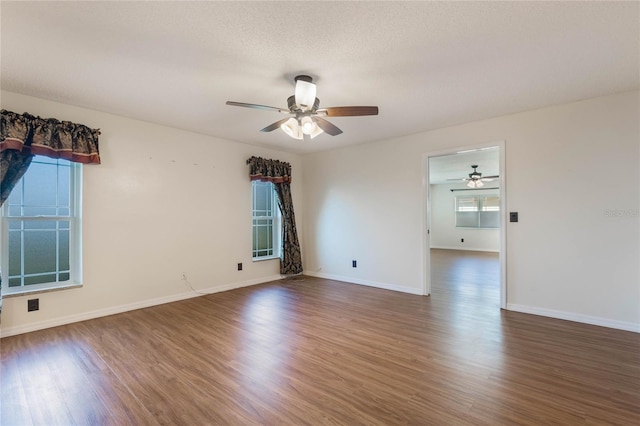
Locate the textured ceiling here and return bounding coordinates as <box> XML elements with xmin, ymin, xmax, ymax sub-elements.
<box><xmin>429</xmin><ymin>147</ymin><xmax>500</xmax><ymax>185</ymax></box>
<box><xmin>1</xmin><ymin>1</ymin><xmax>638</xmax><ymax>155</ymax></box>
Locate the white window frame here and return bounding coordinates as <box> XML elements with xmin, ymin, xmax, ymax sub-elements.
<box><xmin>1</xmin><ymin>157</ymin><xmax>83</xmax><ymax>295</ymax></box>
<box><xmin>251</xmin><ymin>180</ymin><xmax>281</xmax><ymax>261</ymax></box>
<box><xmin>455</xmin><ymin>194</ymin><xmax>500</xmax><ymax>229</ymax></box>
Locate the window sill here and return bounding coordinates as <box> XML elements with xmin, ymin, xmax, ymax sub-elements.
<box><xmin>253</xmin><ymin>255</ymin><xmax>280</xmax><ymax>262</ymax></box>
<box><xmin>1</xmin><ymin>283</ymin><xmax>83</xmax><ymax>299</ymax></box>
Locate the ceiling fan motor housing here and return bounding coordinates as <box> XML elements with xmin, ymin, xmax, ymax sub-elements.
<box><xmin>469</xmin><ymin>165</ymin><xmax>482</xmax><ymax>179</ymax></box>
<box><xmin>294</xmin><ymin>75</ymin><xmax>313</xmax><ymax>84</ymax></box>
<box><xmin>287</xmin><ymin>95</ymin><xmax>320</xmax><ymax>115</ymax></box>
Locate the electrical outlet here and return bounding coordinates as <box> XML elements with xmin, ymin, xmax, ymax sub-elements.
<box><xmin>510</xmin><ymin>212</ymin><xmax>519</xmax><ymax>222</ymax></box>
<box><xmin>352</xmin><ymin>260</ymin><xmax>357</xmax><ymax>268</ymax></box>
<box><xmin>461</xmin><ymin>238</ymin><xmax>464</xmax><ymax>243</ymax></box>
<box><xmin>27</xmin><ymin>298</ymin><xmax>39</xmax><ymax>312</ymax></box>
<box><xmin>237</xmin><ymin>263</ymin><xmax>243</xmax><ymax>271</ymax></box>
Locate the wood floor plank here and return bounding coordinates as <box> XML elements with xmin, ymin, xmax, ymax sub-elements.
<box><xmin>1</xmin><ymin>338</ymin><xmax>33</xmax><ymax>426</ymax></box>
<box><xmin>1</xmin><ymin>249</ymin><xmax>639</xmax><ymax>425</ymax></box>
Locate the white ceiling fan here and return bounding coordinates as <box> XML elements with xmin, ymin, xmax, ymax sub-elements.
<box><xmin>226</xmin><ymin>75</ymin><xmax>379</xmax><ymax>141</ymax></box>
<box><xmin>448</xmin><ymin>165</ymin><xmax>500</xmax><ymax>188</ymax></box>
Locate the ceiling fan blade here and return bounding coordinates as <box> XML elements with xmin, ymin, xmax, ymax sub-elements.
<box><xmin>446</xmin><ymin>178</ymin><xmax>469</xmax><ymax>181</ymax></box>
<box><xmin>314</xmin><ymin>117</ymin><xmax>343</xmax><ymax>136</ymax></box>
<box><xmin>321</xmin><ymin>106</ymin><xmax>379</xmax><ymax>117</ymax></box>
<box><xmin>226</xmin><ymin>101</ymin><xmax>289</xmax><ymax>114</ymax></box>
<box><xmin>260</xmin><ymin>117</ymin><xmax>291</xmax><ymax>132</ymax></box>
<box><xmin>482</xmin><ymin>175</ymin><xmax>500</xmax><ymax>179</ymax></box>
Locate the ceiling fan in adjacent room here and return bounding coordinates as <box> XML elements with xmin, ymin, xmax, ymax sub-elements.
<box><xmin>449</xmin><ymin>165</ymin><xmax>500</xmax><ymax>188</ymax></box>
<box><xmin>226</xmin><ymin>75</ymin><xmax>378</xmax><ymax>140</ymax></box>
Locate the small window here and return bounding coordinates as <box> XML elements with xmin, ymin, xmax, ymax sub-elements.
<box><xmin>1</xmin><ymin>156</ymin><xmax>82</xmax><ymax>291</ymax></box>
<box><xmin>252</xmin><ymin>181</ymin><xmax>280</xmax><ymax>260</ymax></box>
<box><xmin>455</xmin><ymin>195</ymin><xmax>499</xmax><ymax>228</ymax></box>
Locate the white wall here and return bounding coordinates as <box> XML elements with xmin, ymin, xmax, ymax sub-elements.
<box><xmin>2</xmin><ymin>91</ymin><xmax>638</xmax><ymax>335</ymax></box>
<box><xmin>302</xmin><ymin>91</ymin><xmax>640</xmax><ymax>332</ymax></box>
<box><xmin>0</xmin><ymin>91</ymin><xmax>303</xmax><ymax>336</ymax></box>
<box><xmin>430</xmin><ymin>182</ymin><xmax>500</xmax><ymax>252</ymax></box>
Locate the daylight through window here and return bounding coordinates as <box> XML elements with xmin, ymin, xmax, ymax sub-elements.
<box><xmin>455</xmin><ymin>195</ymin><xmax>500</xmax><ymax>228</ymax></box>
<box><xmin>252</xmin><ymin>181</ymin><xmax>281</xmax><ymax>259</ymax></box>
<box><xmin>1</xmin><ymin>156</ymin><xmax>81</xmax><ymax>290</ymax></box>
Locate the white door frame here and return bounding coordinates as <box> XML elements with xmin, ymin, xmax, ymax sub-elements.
<box><xmin>422</xmin><ymin>140</ymin><xmax>507</xmax><ymax>309</ymax></box>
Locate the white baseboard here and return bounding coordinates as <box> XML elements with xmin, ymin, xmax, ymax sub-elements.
<box><xmin>0</xmin><ymin>275</ymin><xmax>283</xmax><ymax>338</ymax></box>
<box><xmin>507</xmin><ymin>303</ymin><xmax>640</xmax><ymax>333</ymax></box>
<box><xmin>305</xmin><ymin>271</ymin><xmax>424</xmax><ymax>295</ymax></box>
<box><xmin>430</xmin><ymin>246</ymin><xmax>500</xmax><ymax>253</ymax></box>
<box><xmin>8</xmin><ymin>276</ymin><xmax>634</xmax><ymax>337</ymax></box>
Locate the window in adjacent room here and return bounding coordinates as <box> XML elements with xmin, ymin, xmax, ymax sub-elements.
<box><xmin>1</xmin><ymin>156</ymin><xmax>82</xmax><ymax>292</ymax></box>
<box><xmin>251</xmin><ymin>180</ymin><xmax>281</xmax><ymax>260</ymax></box>
<box><xmin>455</xmin><ymin>195</ymin><xmax>500</xmax><ymax>228</ymax></box>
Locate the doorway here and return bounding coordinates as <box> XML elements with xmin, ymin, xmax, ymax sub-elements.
<box><xmin>422</xmin><ymin>142</ymin><xmax>506</xmax><ymax>309</ymax></box>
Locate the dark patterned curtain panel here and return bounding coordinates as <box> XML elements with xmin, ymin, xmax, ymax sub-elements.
<box><xmin>0</xmin><ymin>150</ymin><xmax>33</xmax><ymax>206</ymax></box>
<box><xmin>247</xmin><ymin>156</ymin><xmax>303</xmax><ymax>275</ymax></box>
<box><xmin>0</xmin><ymin>109</ymin><xmax>101</xmax><ymax>205</ymax></box>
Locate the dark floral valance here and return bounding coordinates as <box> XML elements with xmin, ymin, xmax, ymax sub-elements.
<box><xmin>247</xmin><ymin>156</ymin><xmax>291</xmax><ymax>183</ymax></box>
<box><xmin>0</xmin><ymin>109</ymin><xmax>101</xmax><ymax>164</ymax></box>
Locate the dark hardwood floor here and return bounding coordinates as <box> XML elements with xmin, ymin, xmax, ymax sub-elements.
<box><xmin>1</xmin><ymin>249</ymin><xmax>639</xmax><ymax>425</ymax></box>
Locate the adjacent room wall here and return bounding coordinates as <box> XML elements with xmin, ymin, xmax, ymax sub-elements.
<box><xmin>302</xmin><ymin>90</ymin><xmax>640</xmax><ymax>331</ymax></box>
<box><xmin>429</xmin><ymin>182</ymin><xmax>500</xmax><ymax>252</ymax></box>
<box><xmin>0</xmin><ymin>91</ymin><xmax>304</xmax><ymax>337</ymax></box>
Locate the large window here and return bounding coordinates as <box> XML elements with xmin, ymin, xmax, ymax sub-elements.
<box><xmin>252</xmin><ymin>181</ymin><xmax>280</xmax><ymax>260</ymax></box>
<box><xmin>455</xmin><ymin>195</ymin><xmax>500</xmax><ymax>228</ymax></box>
<box><xmin>1</xmin><ymin>156</ymin><xmax>82</xmax><ymax>291</ymax></box>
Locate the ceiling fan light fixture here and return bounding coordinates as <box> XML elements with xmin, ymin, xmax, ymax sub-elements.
<box><xmin>294</xmin><ymin>77</ymin><xmax>316</xmax><ymax>110</ymax></box>
<box><xmin>226</xmin><ymin>74</ymin><xmax>377</xmax><ymax>141</ymax></box>
<box><xmin>467</xmin><ymin>179</ymin><xmax>484</xmax><ymax>188</ymax></box>
<box><xmin>281</xmin><ymin>117</ymin><xmax>303</xmax><ymax>140</ymax></box>
<box><xmin>301</xmin><ymin>116</ymin><xmax>315</xmax><ymax>134</ymax></box>
<box><xmin>300</xmin><ymin>116</ymin><xmax>324</xmax><ymax>139</ymax></box>
<box><xmin>308</xmin><ymin>122</ymin><xmax>324</xmax><ymax>139</ymax></box>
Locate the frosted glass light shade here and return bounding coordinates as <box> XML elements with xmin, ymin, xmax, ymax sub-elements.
<box><xmin>281</xmin><ymin>118</ymin><xmax>302</xmax><ymax>140</ymax></box>
<box><xmin>301</xmin><ymin>117</ymin><xmax>314</xmax><ymax>134</ymax></box>
<box><xmin>300</xmin><ymin>117</ymin><xmax>324</xmax><ymax>139</ymax></box>
<box><xmin>295</xmin><ymin>80</ymin><xmax>316</xmax><ymax>110</ymax></box>
<box><xmin>309</xmin><ymin>122</ymin><xmax>324</xmax><ymax>139</ymax></box>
